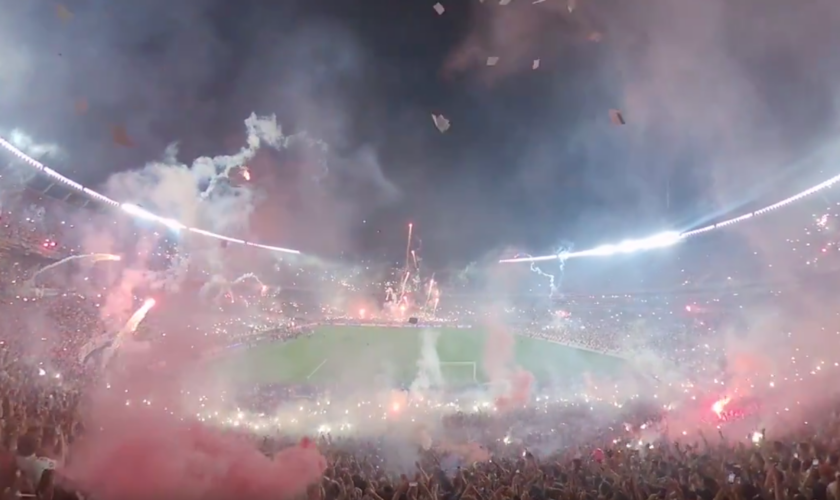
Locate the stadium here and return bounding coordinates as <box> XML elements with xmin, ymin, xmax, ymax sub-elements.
<box><xmin>3</xmin><ymin>66</ymin><xmax>840</xmax><ymax>500</ymax></box>
<box><xmin>3</xmin><ymin>131</ymin><xmax>840</xmax><ymax>500</ymax></box>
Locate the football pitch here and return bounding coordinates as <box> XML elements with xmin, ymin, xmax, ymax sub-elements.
<box><xmin>210</xmin><ymin>326</ymin><xmax>628</xmax><ymax>386</ymax></box>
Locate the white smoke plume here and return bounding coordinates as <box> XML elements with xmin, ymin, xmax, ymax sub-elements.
<box><xmin>103</xmin><ymin>113</ymin><xmax>319</xmax><ymax>237</ymax></box>
<box><xmin>409</xmin><ymin>329</ymin><xmax>445</xmax><ymax>394</ymax></box>
<box><xmin>80</xmin><ymin>113</ymin><xmax>328</xmax><ymax>325</ymax></box>
<box><xmin>6</xmin><ymin>129</ymin><xmax>61</xmax><ymax>160</ymax></box>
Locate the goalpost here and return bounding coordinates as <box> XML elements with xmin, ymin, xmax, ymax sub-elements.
<box><xmin>439</xmin><ymin>361</ymin><xmax>478</xmax><ymax>385</ymax></box>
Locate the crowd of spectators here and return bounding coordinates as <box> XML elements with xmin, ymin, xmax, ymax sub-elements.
<box><xmin>0</xmin><ymin>181</ymin><xmax>839</xmax><ymax>499</ymax></box>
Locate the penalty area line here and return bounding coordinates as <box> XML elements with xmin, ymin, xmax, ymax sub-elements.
<box><xmin>306</xmin><ymin>359</ymin><xmax>328</xmax><ymax>380</ymax></box>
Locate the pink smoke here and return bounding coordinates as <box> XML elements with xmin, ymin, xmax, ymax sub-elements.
<box><xmin>484</xmin><ymin>322</ymin><xmax>534</xmax><ymax>410</ymax></box>
<box><xmin>494</xmin><ymin>368</ymin><xmax>534</xmax><ymax>410</ymax></box>
<box><xmin>62</xmin><ymin>334</ymin><xmax>326</xmax><ymax>500</ymax></box>
<box><xmin>437</xmin><ymin>442</ymin><xmax>491</xmax><ymax>464</ymax></box>
<box><xmin>63</xmin><ymin>407</ymin><xmax>326</xmax><ymax>500</ymax></box>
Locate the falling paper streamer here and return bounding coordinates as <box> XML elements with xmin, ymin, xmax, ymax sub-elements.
<box><xmin>432</xmin><ymin>114</ymin><xmax>451</xmax><ymax>133</ymax></box>
<box><xmin>486</xmin><ymin>56</ymin><xmax>500</xmax><ymax>66</ymax></box>
<box><xmin>532</xmin><ymin>59</ymin><xmax>540</xmax><ymax>70</ymax></box>
<box><xmin>609</xmin><ymin>109</ymin><xmax>626</xmax><ymax>125</ymax></box>
<box><xmin>533</xmin><ymin>0</ymin><xmax>546</xmax><ymax>3</ymax></box>
<box><xmin>56</xmin><ymin>4</ymin><xmax>73</xmax><ymax>21</ymax></box>
<box><xmin>433</xmin><ymin>3</ymin><xmax>445</xmax><ymax>15</ymax></box>
<box><xmin>111</xmin><ymin>124</ymin><xmax>135</xmax><ymax>148</ymax></box>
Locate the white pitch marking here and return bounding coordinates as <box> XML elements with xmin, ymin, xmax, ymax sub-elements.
<box><xmin>306</xmin><ymin>359</ymin><xmax>328</xmax><ymax>380</ymax></box>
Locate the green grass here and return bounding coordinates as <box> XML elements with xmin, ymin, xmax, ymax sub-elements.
<box><xmin>210</xmin><ymin>326</ymin><xmax>627</xmax><ymax>386</ymax></box>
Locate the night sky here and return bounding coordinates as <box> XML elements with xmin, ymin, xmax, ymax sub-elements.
<box><xmin>2</xmin><ymin>0</ymin><xmax>840</xmax><ymax>270</ymax></box>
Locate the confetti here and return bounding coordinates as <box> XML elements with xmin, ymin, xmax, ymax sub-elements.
<box><xmin>55</xmin><ymin>4</ymin><xmax>73</xmax><ymax>21</ymax></box>
<box><xmin>568</xmin><ymin>0</ymin><xmax>576</xmax><ymax>12</ymax></box>
<box><xmin>500</xmin><ymin>0</ymin><xmax>512</xmax><ymax>5</ymax></box>
<box><xmin>431</xmin><ymin>114</ymin><xmax>451</xmax><ymax>133</ymax></box>
<box><xmin>532</xmin><ymin>59</ymin><xmax>540</xmax><ymax>70</ymax></box>
<box><xmin>433</xmin><ymin>3</ymin><xmax>445</xmax><ymax>15</ymax></box>
<box><xmin>609</xmin><ymin>110</ymin><xmax>626</xmax><ymax>126</ymax></box>
<box><xmin>111</xmin><ymin>125</ymin><xmax>135</xmax><ymax>148</ymax></box>
<box><xmin>486</xmin><ymin>56</ymin><xmax>500</xmax><ymax>66</ymax></box>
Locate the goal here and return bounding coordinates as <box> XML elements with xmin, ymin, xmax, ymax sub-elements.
<box><xmin>439</xmin><ymin>361</ymin><xmax>478</xmax><ymax>386</ymax></box>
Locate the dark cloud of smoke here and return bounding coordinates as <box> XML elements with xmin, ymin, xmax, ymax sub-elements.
<box><xmin>0</xmin><ymin>1</ymin><xmax>231</xmax><ymax>157</ymax></box>
<box><xmin>446</xmin><ymin>0</ymin><xmax>840</xmax><ymax>244</ymax></box>
<box><xmin>0</xmin><ymin>0</ymin><xmax>403</xmax><ymax>264</ymax></box>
